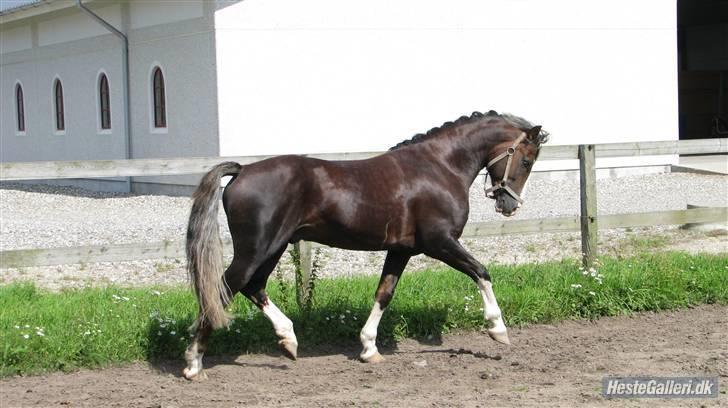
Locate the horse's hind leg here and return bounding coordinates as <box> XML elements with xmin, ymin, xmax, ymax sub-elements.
<box><xmin>242</xmin><ymin>246</ymin><xmax>298</xmax><ymax>360</ymax></box>
<box><xmin>184</xmin><ymin>257</ymin><xmax>254</xmax><ymax>380</ymax></box>
<box><xmin>183</xmin><ymin>317</ymin><xmax>213</xmax><ymax>380</ymax></box>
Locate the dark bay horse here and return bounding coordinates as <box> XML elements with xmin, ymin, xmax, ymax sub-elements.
<box><xmin>183</xmin><ymin>110</ymin><xmax>549</xmax><ymax>380</ymax></box>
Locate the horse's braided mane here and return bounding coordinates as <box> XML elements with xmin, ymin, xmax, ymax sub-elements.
<box><xmin>388</xmin><ymin>110</ymin><xmax>549</xmax><ymax>151</ymax></box>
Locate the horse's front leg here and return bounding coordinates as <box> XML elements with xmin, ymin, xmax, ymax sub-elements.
<box><xmin>360</xmin><ymin>251</ymin><xmax>411</xmax><ymax>363</ymax></box>
<box><xmin>477</xmin><ymin>278</ymin><xmax>509</xmax><ymax>344</ymax></box>
<box><xmin>424</xmin><ymin>238</ymin><xmax>510</xmax><ymax>345</ymax></box>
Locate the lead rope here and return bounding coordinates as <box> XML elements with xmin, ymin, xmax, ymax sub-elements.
<box><xmin>483</xmin><ymin>132</ymin><xmax>527</xmax><ymax>204</ymax></box>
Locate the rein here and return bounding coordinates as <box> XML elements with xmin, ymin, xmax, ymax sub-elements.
<box><xmin>483</xmin><ymin>132</ymin><xmax>527</xmax><ymax>204</ymax></box>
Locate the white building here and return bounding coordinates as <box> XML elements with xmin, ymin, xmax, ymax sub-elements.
<box><xmin>1</xmin><ymin>0</ymin><xmax>723</xmax><ymax>194</ymax></box>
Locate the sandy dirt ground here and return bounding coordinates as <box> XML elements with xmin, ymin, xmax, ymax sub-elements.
<box><xmin>1</xmin><ymin>305</ymin><xmax>726</xmax><ymax>407</ymax></box>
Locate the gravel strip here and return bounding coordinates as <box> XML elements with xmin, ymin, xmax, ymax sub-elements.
<box><xmin>1</xmin><ymin>172</ymin><xmax>726</xmax><ymax>290</ymax></box>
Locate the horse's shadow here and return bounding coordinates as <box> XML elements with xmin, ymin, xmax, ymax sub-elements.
<box><xmin>146</xmin><ymin>304</ymin><xmax>450</xmax><ymax>378</ymax></box>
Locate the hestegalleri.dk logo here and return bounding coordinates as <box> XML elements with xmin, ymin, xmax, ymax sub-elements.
<box><xmin>603</xmin><ymin>377</ymin><xmax>719</xmax><ymax>399</ymax></box>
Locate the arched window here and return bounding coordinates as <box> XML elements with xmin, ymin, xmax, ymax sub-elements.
<box><xmin>54</xmin><ymin>79</ymin><xmax>65</xmax><ymax>131</ymax></box>
<box><xmin>152</xmin><ymin>67</ymin><xmax>166</xmax><ymax>128</ymax></box>
<box><xmin>99</xmin><ymin>73</ymin><xmax>111</xmax><ymax>130</ymax></box>
<box><xmin>15</xmin><ymin>83</ymin><xmax>25</xmax><ymax>133</ymax></box>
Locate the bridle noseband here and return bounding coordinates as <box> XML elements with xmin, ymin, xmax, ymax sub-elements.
<box><xmin>484</xmin><ymin>132</ymin><xmax>527</xmax><ymax>204</ymax></box>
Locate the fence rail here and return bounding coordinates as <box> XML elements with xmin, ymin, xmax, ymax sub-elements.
<box><xmin>1</xmin><ymin>139</ymin><xmax>726</xmax><ymax>181</ymax></box>
<box><xmin>1</xmin><ymin>207</ymin><xmax>725</xmax><ymax>269</ymax></box>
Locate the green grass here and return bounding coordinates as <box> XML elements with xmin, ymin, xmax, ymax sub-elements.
<box><xmin>1</xmin><ymin>252</ymin><xmax>726</xmax><ymax>377</ymax></box>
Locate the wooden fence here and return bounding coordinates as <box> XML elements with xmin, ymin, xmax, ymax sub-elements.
<box><xmin>1</xmin><ymin>138</ymin><xmax>726</xmax><ymax>304</ymax></box>
<box><xmin>1</xmin><ymin>139</ymin><xmax>725</xmax><ymax>181</ymax></box>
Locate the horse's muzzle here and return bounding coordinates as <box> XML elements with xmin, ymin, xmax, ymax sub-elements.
<box><xmin>495</xmin><ymin>191</ymin><xmax>520</xmax><ymax>217</ymax></box>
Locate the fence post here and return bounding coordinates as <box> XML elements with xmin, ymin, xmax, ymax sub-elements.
<box><xmin>579</xmin><ymin>144</ymin><xmax>598</xmax><ymax>268</ymax></box>
<box><xmin>293</xmin><ymin>241</ymin><xmax>314</xmax><ymax>308</ymax></box>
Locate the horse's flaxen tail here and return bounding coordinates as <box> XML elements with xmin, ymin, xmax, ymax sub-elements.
<box><xmin>186</xmin><ymin>161</ymin><xmax>242</xmax><ymax>329</ymax></box>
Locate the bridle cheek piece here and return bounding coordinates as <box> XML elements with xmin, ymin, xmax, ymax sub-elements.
<box><xmin>484</xmin><ymin>132</ymin><xmax>527</xmax><ymax>204</ymax></box>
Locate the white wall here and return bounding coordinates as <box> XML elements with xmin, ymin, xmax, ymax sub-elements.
<box><xmin>0</xmin><ymin>32</ymin><xmax>128</xmax><ymax>163</ymax></box>
<box><xmin>0</xmin><ymin>25</ymin><xmax>32</xmax><ymax>53</ymax></box>
<box><xmin>215</xmin><ymin>0</ymin><xmax>678</xmax><ymax>169</ymax></box>
<box><xmin>1</xmin><ymin>0</ymin><xmax>218</xmax><ymax>193</ymax></box>
<box><xmin>37</xmin><ymin>4</ymin><xmax>121</xmax><ymax>47</ymax></box>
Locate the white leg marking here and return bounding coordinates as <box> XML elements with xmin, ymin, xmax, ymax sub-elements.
<box><xmin>262</xmin><ymin>299</ymin><xmax>298</xmax><ymax>347</ymax></box>
<box><xmin>478</xmin><ymin>279</ymin><xmax>510</xmax><ymax>344</ymax></box>
<box><xmin>183</xmin><ymin>342</ymin><xmax>204</xmax><ymax>379</ymax></box>
<box><xmin>360</xmin><ymin>302</ymin><xmax>384</xmax><ymax>360</ymax></box>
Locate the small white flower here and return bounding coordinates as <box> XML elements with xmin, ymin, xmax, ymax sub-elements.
<box><xmin>24</xmin><ymin>325</ymin><xmax>30</xmax><ymax>328</ymax></box>
<box><xmin>345</xmin><ymin>310</ymin><xmax>351</xmax><ymax>314</ymax></box>
<box><xmin>151</xmin><ymin>290</ymin><xmax>161</xmax><ymax>296</ymax></box>
<box><xmin>570</xmin><ymin>284</ymin><xmax>582</xmax><ymax>289</ymax></box>
<box><xmin>157</xmin><ymin>331</ymin><xmax>162</xmax><ymax>336</ymax></box>
<box><xmin>14</xmin><ymin>325</ymin><xmax>20</xmax><ymax>329</ymax></box>
<box><xmin>235</xmin><ymin>329</ymin><xmax>241</xmax><ymax>333</ymax></box>
<box><xmin>36</xmin><ymin>331</ymin><xmax>45</xmax><ymax>337</ymax></box>
<box><xmin>325</xmin><ymin>317</ymin><xmax>330</xmax><ymax>321</ymax></box>
<box><xmin>170</xmin><ymin>331</ymin><xmax>176</xmax><ymax>336</ymax></box>
<box><xmin>339</xmin><ymin>314</ymin><xmax>345</xmax><ymax>320</ymax></box>
<box><xmin>588</xmin><ymin>291</ymin><xmax>596</xmax><ymax>296</ymax></box>
<box><xmin>84</xmin><ymin>330</ymin><xmax>91</xmax><ymax>336</ymax></box>
<box><xmin>22</xmin><ymin>334</ymin><xmax>30</xmax><ymax>339</ymax></box>
<box><xmin>121</xmin><ymin>296</ymin><xmax>130</xmax><ymax>301</ymax></box>
<box><xmin>353</xmin><ymin>316</ymin><xmax>358</xmax><ymax>320</ymax></box>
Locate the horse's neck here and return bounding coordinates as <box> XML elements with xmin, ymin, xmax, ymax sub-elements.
<box><xmin>431</xmin><ymin>124</ymin><xmax>500</xmax><ymax>187</ymax></box>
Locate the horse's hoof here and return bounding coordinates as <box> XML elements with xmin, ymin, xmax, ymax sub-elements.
<box><xmin>488</xmin><ymin>328</ymin><xmax>511</xmax><ymax>345</ymax></box>
<box><xmin>183</xmin><ymin>368</ymin><xmax>208</xmax><ymax>381</ymax></box>
<box><xmin>279</xmin><ymin>339</ymin><xmax>298</xmax><ymax>360</ymax></box>
<box><xmin>361</xmin><ymin>352</ymin><xmax>385</xmax><ymax>363</ymax></box>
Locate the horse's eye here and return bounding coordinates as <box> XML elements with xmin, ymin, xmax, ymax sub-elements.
<box><xmin>522</xmin><ymin>159</ymin><xmax>532</xmax><ymax>169</ymax></box>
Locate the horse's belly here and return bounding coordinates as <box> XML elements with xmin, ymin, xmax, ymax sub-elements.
<box><xmin>292</xmin><ymin>222</ymin><xmax>414</xmax><ymax>252</ymax></box>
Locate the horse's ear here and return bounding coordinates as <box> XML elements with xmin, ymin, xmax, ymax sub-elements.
<box><xmin>526</xmin><ymin>126</ymin><xmax>542</xmax><ymax>141</ymax></box>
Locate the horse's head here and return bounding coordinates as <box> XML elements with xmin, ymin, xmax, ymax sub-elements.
<box><xmin>485</xmin><ymin>125</ymin><xmax>548</xmax><ymax>217</ymax></box>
